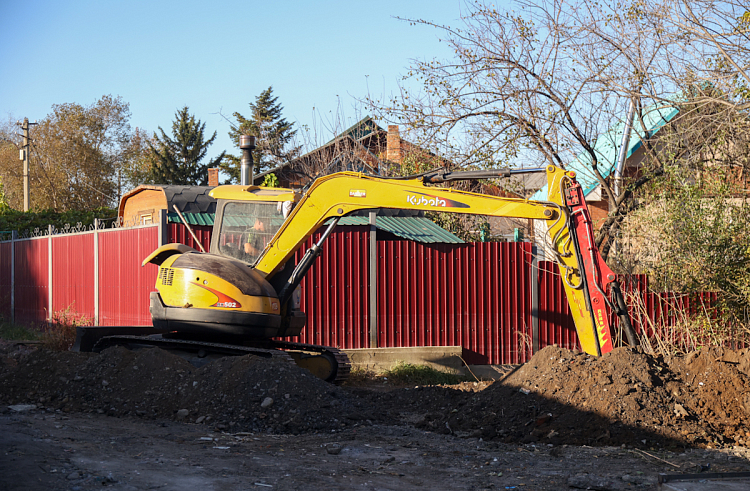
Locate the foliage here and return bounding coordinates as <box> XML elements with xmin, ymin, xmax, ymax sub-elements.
<box><xmin>0</xmin><ymin>319</ymin><xmax>40</xmax><ymax>341</ymax></box>
<box><xmin>0</xmin><ymin>182</ymin><xmax>10</xmax><ymax>213</ymax></box>
<box><xmin>221</xmin><ymin>87</ymin><xmax>300</xmax><ymax>182</ymax></box>
<box><xmin>149</xmin><ymin>106</ymin><xmax>225</xmax><ymax>186</ymax></box>
<box><xmin>262</xmin><ymin>173</ymin><xmax>280</xmax><ymax>187</ymax></box>
<box><xmin>0</xmin><ymin>207</ymin><xmax>116</xmax><ymax>236</ymax></box>
<box><xmin>121</xmin><ymin>127</ymin><xmax>160</xmax><ymax>189</ymax></box>
<box><xmin>0</xmin><ymin>95</ymin><xmax>132</xmax><ymax>211</ymax></box>
<box><xmin>620</xmin><ymin>165</ymin><xmax>750</xmax><ymax>324</ymax></box>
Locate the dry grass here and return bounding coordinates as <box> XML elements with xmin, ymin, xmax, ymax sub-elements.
<box><xmin>40</xmin><ymin>308</ymin><xmax>92</xmax><ymax>351</ymax></box>
<box><xmin>344</xmin><ymin>362</ymin><xmax>470</xmax><ymax>387</ymax></box>
<box><xmin>626</xmin><ymin>291</ymin><xmax>750</xmax><ymax>356</ymax></box>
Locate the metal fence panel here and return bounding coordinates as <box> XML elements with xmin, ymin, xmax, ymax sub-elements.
<box><xmin>14</xmin><ymin>238</ymin><xmax>49</xmax><ymax>326</ymax></box>
<box><xmin>377</xmin><ymin>241</ymin><xmax>534</xmax><ymax>364</ymax></box>
<box><xmin>98</xmin><ymin>226</ymin><xmax>159</xmax><ymax>326</ymax></box>
<box><xmin>291</xmin><ymin>226</ymin><xmax>371</xmax><ymax>349</ymax></box>
<box><xmin>52</xmin><ymin>233</ymin><xmax>95</xmax><ymax>320</ymax></box>
<box><xmin>0</xmin><ymin>242</ymin><xmax>11</xmax><ymax>319</ymax></box>
<box><xmin>168</xmin><ymin>223</ymin><xmax>212</xmax><ymax>252</ymax></box>
<box><xmin>537</xmin><ymin>260</ymin><xmax>580</xmax><ymax>351</ymax></box>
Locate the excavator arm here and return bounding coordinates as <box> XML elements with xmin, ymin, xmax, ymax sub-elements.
<box><xmin>251</xmin><ymin>165</ymin><xmax>627</xmax><ymax>357</ymax></box>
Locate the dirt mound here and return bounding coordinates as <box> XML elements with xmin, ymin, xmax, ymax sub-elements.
<box><xmin>413</xmin><ymin>346</ymin><xmax>750</xmax><ymax>448</ymax></box>
<box><xmin>0</xmin><ymin>345</ymin><xmax>382</xmax><ymax>434</ymax></box>
<box><xmin>2</xmin><ymin>342</ymin><xmax>749</xmax><ymax>450</ymax></box>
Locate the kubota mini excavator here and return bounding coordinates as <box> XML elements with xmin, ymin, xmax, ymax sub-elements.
<box><xmin>74</xmin><ymin>164</ymin><xmax>635</xmax><ymax>383</ymax></box>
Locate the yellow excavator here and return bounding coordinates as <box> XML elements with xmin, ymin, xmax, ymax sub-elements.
<box><xmin>75</xmin><ymin>164</ymin><xmax>635</xmax><ymax>383</ymax></box>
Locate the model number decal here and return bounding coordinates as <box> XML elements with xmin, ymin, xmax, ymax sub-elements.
<box><xmin>190</xmin><ymin>281</ymin><xmax>242</xmax><ymax>309</ymax></box>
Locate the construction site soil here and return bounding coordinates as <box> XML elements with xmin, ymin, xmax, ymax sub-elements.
<box><xmin>2</xmin><ymin>342</ymin><xmax>750</xmax><ymax>490</ymax></box>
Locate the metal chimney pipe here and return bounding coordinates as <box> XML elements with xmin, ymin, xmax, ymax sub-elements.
<box><xmin>615</xmin><ymin>99</ymin><xmax>636</xmax><ymax>198</ymax></box>
<box><xmin>240</xmin><ymin>135</ymin><xmax>256</xmax><ymax>185</ymax></box>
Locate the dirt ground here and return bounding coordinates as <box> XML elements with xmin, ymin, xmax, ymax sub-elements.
<box><xmin>2</xmin><ymin>341</ymin><xmax>750</xmax><ymax>490</ymax></box>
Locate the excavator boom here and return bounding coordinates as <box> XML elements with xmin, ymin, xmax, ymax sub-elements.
<box><xmin>207</xmin><ymin>164</ymin><xmax>623</xmax><ymax>356</ymax></box>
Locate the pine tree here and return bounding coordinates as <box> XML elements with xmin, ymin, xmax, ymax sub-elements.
<box><xmin>149</xmin><ymin>107</ymin><xmax>225</xmax><ymax>185</ymax></box>
<box><xmin>221</xmin><ymin>87</ymin><xmax>300</xmax><ymax>182</ymax></box>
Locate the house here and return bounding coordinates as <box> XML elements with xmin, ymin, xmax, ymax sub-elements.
<box><xmin>118</xmin><ymin>185</ymin><xmax>216</xmax><ymax>226</ymax></box>
<box><xmin>252</xmin><ymin>117</ymin><xmax>434</xmax><ymax>188</ymax></box>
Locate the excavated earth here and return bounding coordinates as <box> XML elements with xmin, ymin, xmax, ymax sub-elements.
<box><xmin>2</xmin><ymin>342</ymin><xmax>750</xmax><ymax>490</ymax></box>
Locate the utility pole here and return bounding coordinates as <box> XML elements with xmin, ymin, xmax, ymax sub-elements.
<box><xmin>17</xmin><ymin>118</ymin><xmax>38</xmax><ymax>212</ymax></box>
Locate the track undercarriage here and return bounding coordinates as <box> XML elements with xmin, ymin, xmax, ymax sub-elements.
<box><xmin>73</xmin><ymin>327</ymin><xmax>351</xmax><ymax>385</ymax></box>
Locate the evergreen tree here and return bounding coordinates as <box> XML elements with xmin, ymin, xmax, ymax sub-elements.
<box><xmin>149</xmin><ymin>107</ymin><xmax>225</xmax><ymax>185</ymax></box>
<box><xmin>221</xmin><ymin>87</ymin><xmax>300</xmax><ymax>182</ymax></box>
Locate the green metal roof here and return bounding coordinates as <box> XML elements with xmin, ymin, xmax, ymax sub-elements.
<box><xmin>334</xmin><ymin>216</ymin><xmax>464</xmax><ymax>244</ymax></box>
<box><xmin>167</xmin><ymin>212</ymin><xmax>214</xmax><ymax>226</ymax></box>
<box><xmin>169</xmin><ymin>213</ymin><xmax>463</xmax><ymax>244</ymax></box>
<box><xmin>531</xmin><ymin>100</ymin><xmax>680</xmax><ymax>201</ymax></box>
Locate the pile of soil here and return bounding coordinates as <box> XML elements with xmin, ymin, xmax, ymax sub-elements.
<box><xmin>1</xmin><ymin>342</ymin><xmax>749</xmax><ymax>450</ymax></box>
<box><xmin>0</xmin><ymin>345</ymin><xmax>384</xmax><ymax>434</ymax></box>
<box><xmin>407</xmin><ymin>346</ymin><xmax>750</xmax><ymax>449</ymax></box>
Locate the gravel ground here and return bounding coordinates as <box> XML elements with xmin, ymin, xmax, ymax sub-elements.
<box><xmin>2</xmin><ymin>341</ymin><xmax>750</xmax><ymax>490</ymax></box>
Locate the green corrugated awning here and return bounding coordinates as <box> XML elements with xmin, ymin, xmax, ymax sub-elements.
<box><xmin>333</xmin><ymin>216</ymin><xmax>464</xmax><ymax>244</ymax></box>
<box><xmin>167</xmin><ymin>212</ymin><xmax>214</xmax><ymax>226</ymax></box>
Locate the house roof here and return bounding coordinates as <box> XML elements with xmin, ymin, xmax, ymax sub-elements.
<box><xmin>254</xmin><ymin>117</ymin><xmax>385</xmax><ymax>184</ymax></box>
<box><xmin>327</xmin><ymin>116</ymin><xmax>383</xmax><ymax>144</ymax></box>
<box><xmin>118</xmin><ymin>185</ymin><xmax>216</xmax><ymax>218</ymax></box>
<box><xmin>530</xmin><ymin>102</ymin><xmax>680</xmax><ymax>201</ymax></box>
<box><xmin>167</xmin><ymin>213</ymin><xmax>463</xmax><ymax>244</ymax></box>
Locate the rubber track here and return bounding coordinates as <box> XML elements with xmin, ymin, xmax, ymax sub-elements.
<box><xmin>93</xmin><ymin>335</ymin><xmax>350</xmax><ymax>384</ymax></box>
<box><xmin>268</xmin><ymin>340</ymin><xmax>352</xmax><ymax>385</ymax></box>
<box><xmin>93</xmin><ymin>335</ymin><xmax>296</xmax><ymax>365</ymax></box>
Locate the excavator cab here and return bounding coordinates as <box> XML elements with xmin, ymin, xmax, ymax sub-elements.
<box><xmin>214</xmin><ymin>202</ymin><xmax>285</xmax><ymax>264</ymax></box>
<box><xmin>209</xmin><ymin>186</ymin><xmax>301</xmax><ymax>266</ymax></box>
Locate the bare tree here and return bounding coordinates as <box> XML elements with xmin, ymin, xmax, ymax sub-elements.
<box><xmin>368</xmin><ymin>0</ymin><xmax>750</xmax><ymax>260</ymax></box>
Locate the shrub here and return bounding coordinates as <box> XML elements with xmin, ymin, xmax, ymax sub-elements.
<box><xmin>40</xmin><ymin>308</ymin><xmax>92</xmax><ymax>351</ymax></box>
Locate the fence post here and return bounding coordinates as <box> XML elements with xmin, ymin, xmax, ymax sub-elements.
<box><xmin>158</xmin><ymin>209</ymin><xmax>169</xmax><ymax>246</ymax></box>
<box><xmin>531</xmin><ymin>245</ymin><xmax>539</xmax><ymax>354</ymax></box>
<box><xmin>10</xmin><ymin>231</ymin><xmax>16</xmax><ymax>324</ymax></box>
<box><xmin>48</xmin><ymin>224</ymin><xmax>53</xmax><ymax>322</ymax></box>
<box><xmin>94</xmin><ymin>219</ymin><xmax>99</xmax><ymax>325</ymax></box>
<box><xmin>369</xmin><ymin>210</ymin><xmax>378</xmax><ymax>348</ymax></box>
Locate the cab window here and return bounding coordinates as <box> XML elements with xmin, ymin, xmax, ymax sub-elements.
<box><xmin>217</xmin><ymin>202</ymin><xmax>285</xmax><ymax>264</ymax></box>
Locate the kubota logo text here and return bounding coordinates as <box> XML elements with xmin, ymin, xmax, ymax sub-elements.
<box><xmin>405</xmin><ymin>192</ymin><xmax>470</xmax><ymax>208</ymax></box>
<box><xmin>407</xmin><ymin>194</ymin><xmax>447</xmax><ymax>207</ymax></box>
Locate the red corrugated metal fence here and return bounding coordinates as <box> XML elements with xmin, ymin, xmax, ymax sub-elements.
<box><xmin>4</xmin><ymin>221</ymin><xmax>740</xmax><ymax>363</ymax></box>
<box><xmin>98</xmin><ymin>226</ymin><xmax>159</xmax><ymax>326</ymax></box>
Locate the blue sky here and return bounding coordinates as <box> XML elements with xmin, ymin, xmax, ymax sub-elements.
<box><xmin>0</xmin><ymin>0</ymin><xmax>466</xmax><ymax>157</ymax></box>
